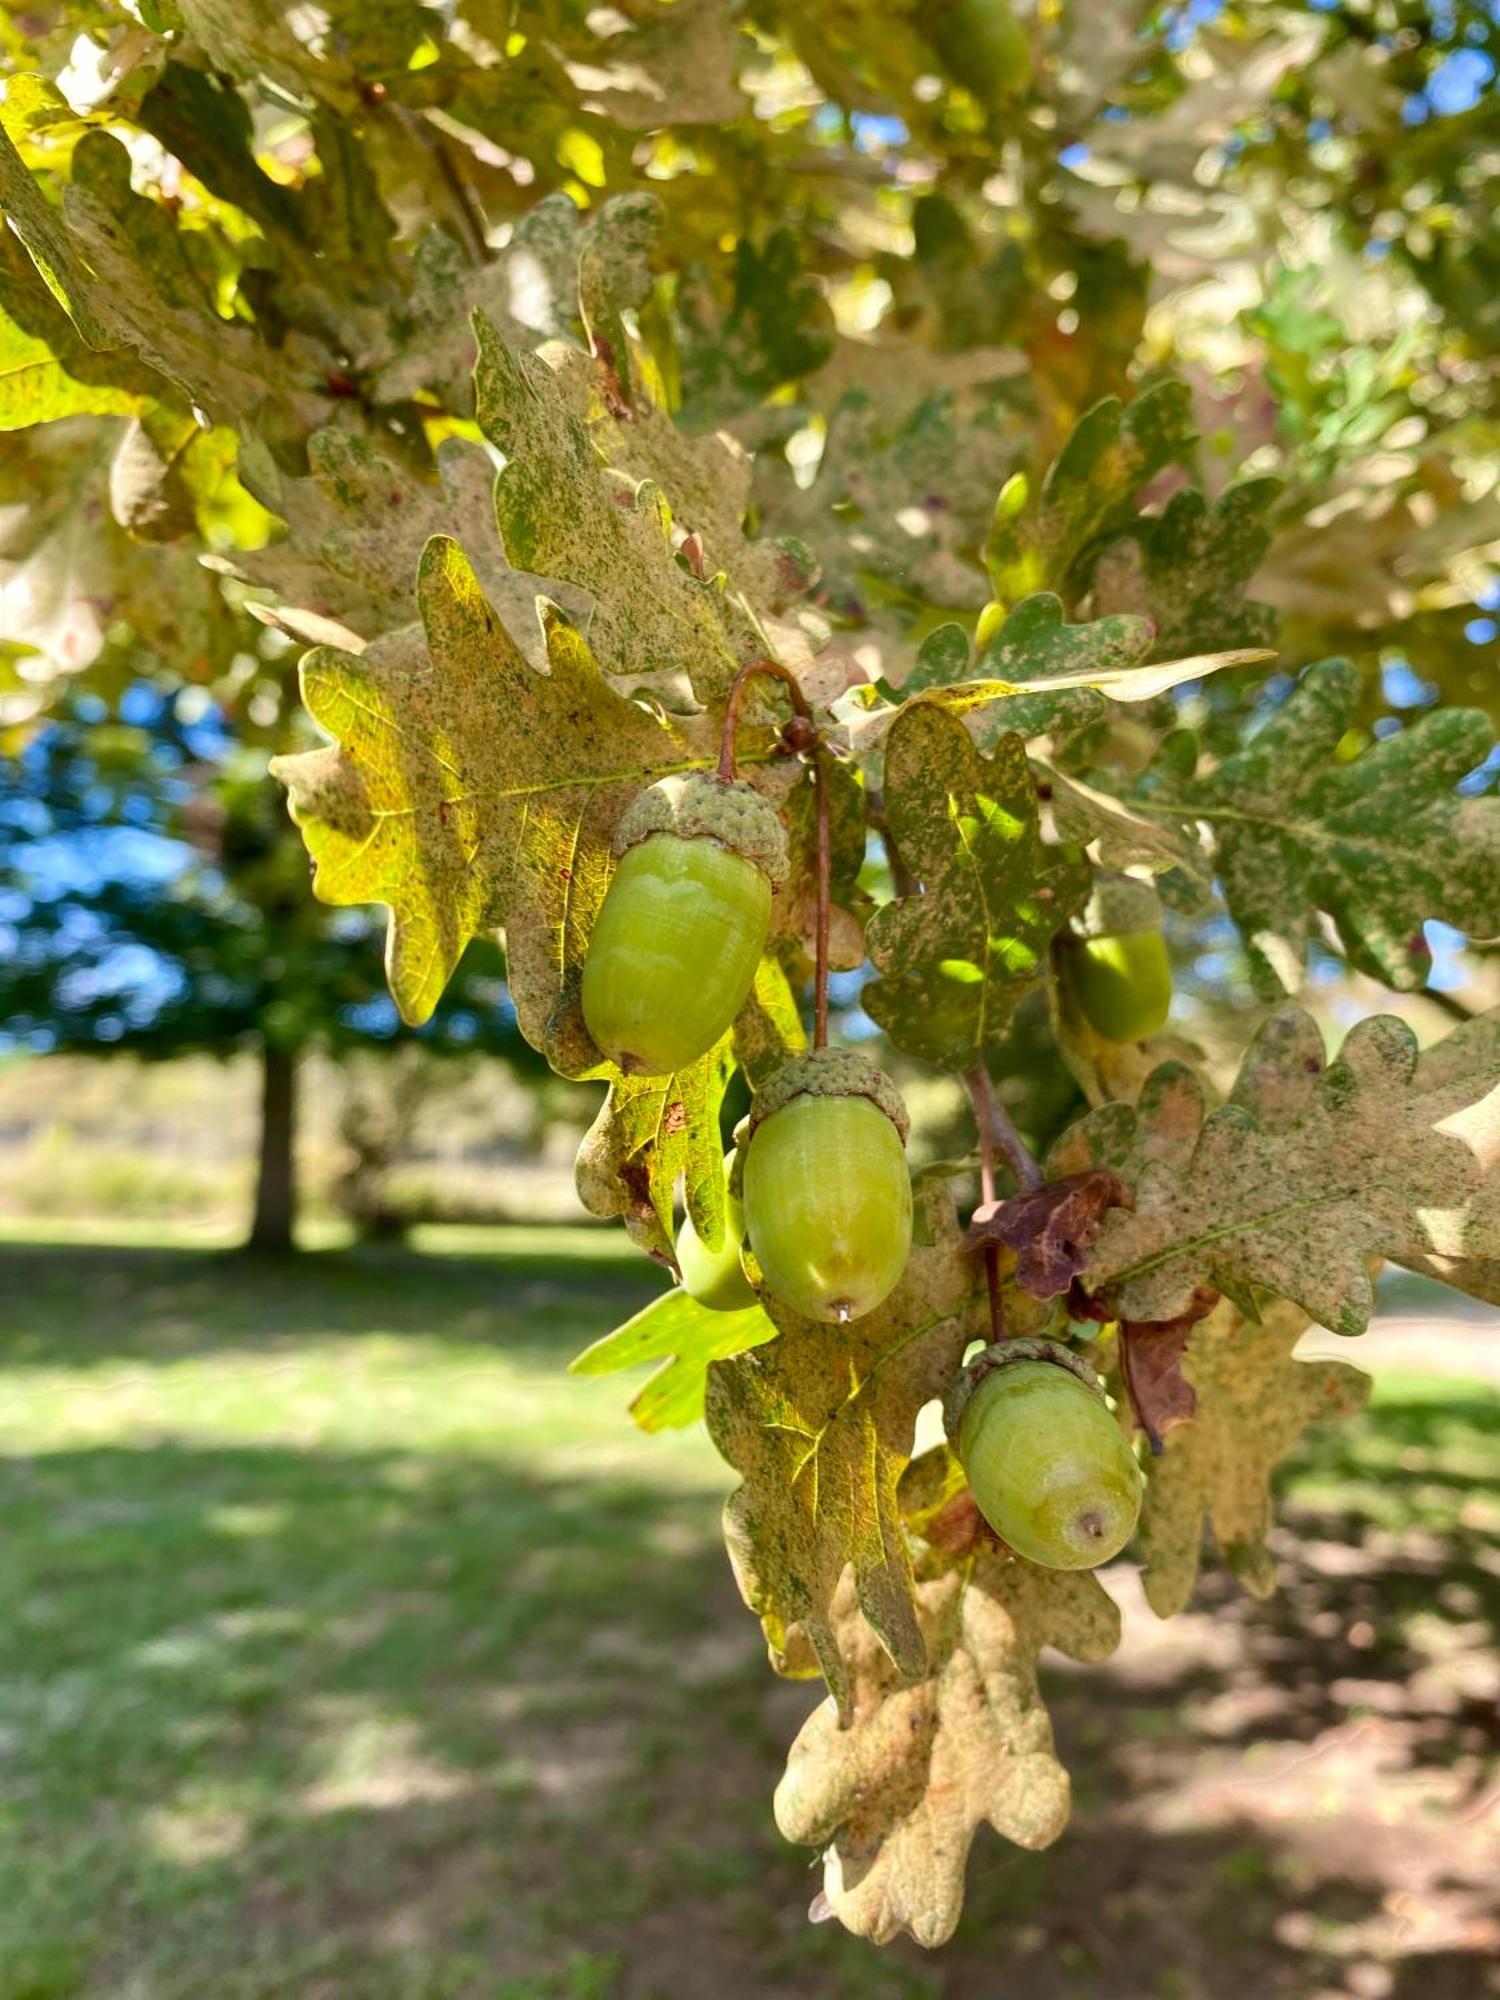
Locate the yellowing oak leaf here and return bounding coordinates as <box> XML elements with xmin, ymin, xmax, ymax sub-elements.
<box><xmin>574</xmin><ymin>1033</ymin><xmax>733</xmax><ymax>1263</ymax></box>
<box><xmin>704</xmin><ymin>1185</ymin><xmax>986</xmax><ymax>1714</ymax></box>
<box><xmin>863</xmin><ymin>706</ymin><xmax>1088</xmax><ymax>1068</ymax></box>
<box><xmin>271</xmin><ymin>536</ymin><xmax>713</xmax><ymax>1060</ymax></box>
<box><xmin>775</xmin><ymin>1555</ymin><xmax>1121</xmax><ymax>1948</ymax></box>
<box><xmin>1134</xmin><ymin>1295</ymin><xmax>1370</xmax><ymax>1616</ymax></box>
<box><xmin>1055</xmin><ymin>1006</ymin><xmax>1500</xmax><ymax>1336</ymax></box>
<box><xmin>473</xmin><ymin>314</ymin><xmax>749</xmax><ymax>702</ymax></box>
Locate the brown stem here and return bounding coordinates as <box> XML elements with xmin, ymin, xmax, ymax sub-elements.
<box><xmin>866</xmin><ymin>790</ymin><xmax>917</xmax><ymax>898</ymax></box>
<box><xmin>963</xmin><ymin>1067</ymin><xmax>1005</xmax><ymax>1345</ymax></box>
<box><xmin>813</xmin><ymin>742</ymin><xmax>831</xmax><ymax>1050</ymax></box>
<box><xmin>717</xmin><ymin>656</ymin><xmax>830</xmax><ymax>1049</ymax></box>
<box><xmin>965</xmin><ymin>1062</ymin><xmax>1042</xmax><ymax>1194</ymax></box>
<box><xmin>388</xmin><ymin>104</ymin><xmax>490</xmax><ymax>264</ymax></box>
<box><xmin>716</xmin><ymin>656</ymin><xmax>815</xmax><ymax>780</ymax></box>
<box><xmin>1423</xmin><ymin>985</ymin><xmax>1481</xmax><ymax>1025</ymax></box>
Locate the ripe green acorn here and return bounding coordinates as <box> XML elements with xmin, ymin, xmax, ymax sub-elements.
<box><xmin>581</xmin><ymin>773</ymin><xmax>788</xmax><ymax>1077</ymax></box>
<box><xmin>952</xmin><ymin>1343</ymin><xmax>1144</xmax><ymax>1570</ymax></box>
<box><xmin>676</xmin><ymin>1154</ymin><xmax>757</xmax><ymax>1311</ymax></box>
<box><xmin>1068</xmin><ymin>928</ymin><xmax>1173</xmax><ymax>1044</ymax></box>
<box><xmin>931</xmin><ymin>0</ymin><xmax>1032</xmax><ymax>107</ymax></box>
<box><xmin>742</xmin><ymin>1050</ymin><xmax>913</xmax><ymax>1324</ymax></box>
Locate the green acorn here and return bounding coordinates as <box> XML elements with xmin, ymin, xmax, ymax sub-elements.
<box><xmin>676</xmin><ymin>1152</ymin><xmax>757</xmax><ymax>1312</ymax></box>
<box><xmin>1061</xmin><ymin>874</ymin><xmax>1172</xmax><ymax>1044</ymax></box>
<box><xmin>742</xmin><ymin>1049</ymin><xmax>913</xmax><ymax>1325</ymax></box>
<box><xmin>582</xmin><ymin>773</ymin><xmax>788</xmax><ymax>1077</ymax></box>
<box><xmin>949</xmin><ymin>1340</ymin><xmax>1144</xmax><ymax>1570</ymax></box>
<box><xmin>931</xmin><ymin>0</ymin><xmax>1032</xmax><ymax>108</ymax></box>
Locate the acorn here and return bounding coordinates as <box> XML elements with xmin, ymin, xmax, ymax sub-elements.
<box><xmin>676</xmin><ymin>1152</ymin><xmax>757</xmax><ymax>1311</ymax></box>
<box><xmin>948</xmin><ymin>1340</ymin><xmax>1144</xmax><ymax>1570</ymax></box>
<box><xmin>931</xmin><ymin>0</ymin><xmax>1032</xmax><ymax>108</ymax></box>
<box><xmin>742</xmin><ymin>1049</ymin><xmax>913</xmax><ymax>1325</ymax></box>
<box><xmin>1061</xmin><ymin>873</ymin><xmax>1172</xmax><ymax>1044</ymax></box>
<box><xmin>582</xmin><ymin>773</ymin><xmax>788</xmax><ymax>1077</ymax></box>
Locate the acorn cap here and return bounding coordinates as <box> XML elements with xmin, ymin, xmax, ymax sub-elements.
<box><xmin>1073</xmin><ymin>870</ymin><xmax>1163</xmax><ymax>943</ymax></box>
<box><xmin>942</xmin><ymin>1337</ymin><xmax>1103</xmax><ymax>1441</ymax></box>
<box><xmin>613</xmin><ymin>772</ymin><xmax>789</xmax><ymax>886</ymax></box>
<box><xmin>748</xmin><ymin>1047</ymin><xmax>910</xmax><ymax>1143</ymax></box>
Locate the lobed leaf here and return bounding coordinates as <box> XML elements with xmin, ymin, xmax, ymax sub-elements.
<box><xmin>984</xmin><ymin>382</ymin><xmax>1196</xmax><ymax>609</ymax></box>
<box><xmin>570</xmin><ymin>1287</ymin><xmax>776</xmax><ymax>1432</ymax></box>
<box><xmin>704</xmin><ymin>1184</ymin><xmax>986</xmax><ymax>1715</ymax></box>
<box><xmin>271</xmin><ymin>537</ymin><xmax>712</xmax><ymax>1054</ymax></box>
<box><xmin>864</xmin><ymin>707</ymin><xmax>1089</xmax><ymax>1068</ymax></box>
<box><xmin>1134</xmin><ymin>1295</ymin><xmax>1370</xmax><ymax>1615</ymax></box>
<box><xmin>473</xmin><ymin>313</ymin><xmax>748</xmax><ymax>702</ymax></box>
<box><xmin>1133</xmin><ymin>657</ymin><xmax>1500</xmax><ymax>995</ymax></box>
<box><xmin>574</xmin><ymin>1036</ymin><xmax>733</xmax><ymax>1264</ymax></box>
<box><xmin>775</xmin><ymin>1554</ymin><xmax>1121</xmax><ymax>1947</ymax></box>
<box><xmin>1056</xmin><ymin>1005</ymin><xmax>1500</xmax><ymax>1336</ymax></box>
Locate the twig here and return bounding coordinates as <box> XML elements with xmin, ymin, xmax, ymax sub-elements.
<box><xmin>1423</xmin><ymin>985</ymin><xmax>1482</xmax><ymax>1025</ymax></box>
<box><xmin>964</xmin><ymin>1062</ymin><xmax>1042</xmax><ymax>1195</ymax></box>
<box><xmin>389</xmin><ymin>104</ymin><xmax>490</xmax><ymax>265</ymax></box>
<box><xmin>717</xmin><ymin>656</ymin><xmax>830</xmax><ymax>1049</ymax></box>
<box><xmin>716</xmin><ymin>656</ymin><xmax>814</xmax><ymax>780</ymax></box>
<box><xmin>964</xmin><ymin>1066</ymin><xmax>1006</xmax><ymax>1345</ymax></box>
<box><xmin>813</xmin><ymin>742</ymin><xmax>831</xmax><ymax>1049</ymax></box>
<box><xmin>963</xmin><ymin>1065</ymin><xmax>1043</xmax><ymax>1347</ymax></box>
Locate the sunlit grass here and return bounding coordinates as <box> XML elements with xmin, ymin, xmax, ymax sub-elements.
<box><xmin>1</xmin><ymin>1231</ymin><xmax>1496</xmax><ymax>2000</ymax></box>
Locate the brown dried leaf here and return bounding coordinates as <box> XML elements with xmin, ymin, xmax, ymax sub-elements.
<box><xmin>1117</xmin><ymin>1286</ymin><xmax>1219</xmax><ymax>1451</ymax></box>
<box><xmin>971</xmin><ymin>1169</ymin><xmax>1133</xmax><ymax>1300</ymax></box>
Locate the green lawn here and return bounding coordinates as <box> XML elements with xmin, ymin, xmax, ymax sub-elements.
<box><xmin>2</xmin><ymin>1233</ymin><xmax>1497</xmax><ymax>2000</ymax></box>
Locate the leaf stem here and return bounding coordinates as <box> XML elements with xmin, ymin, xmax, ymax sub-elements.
<box><xmin>963</xmin><ymin>1065</ymin><xmax>1039</xmax><ymax>1347</ymax></box>
<box><xmin>717</xmin><ymin>656</ymin><xmax>830</xmax><ymax>1049</ymax></box>
<box><xmin>813</xmin><ymin>741</ymin><xmax>831</xmax><ymax>1050</ymax></box>
<box><xmin>964</xmin><ymin>1063</ymin><xmax>1042</xmax><ymax>1196</ymax></box>
<box><xmin>716</xmin><ymin>656</ymin><xmax>815</xmax><ymax>780</ymax></box>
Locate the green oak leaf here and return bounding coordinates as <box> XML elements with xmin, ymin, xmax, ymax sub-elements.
<box><xmin>0</xmin><ymin>113</ymin><xmax>119</xmax><ymax>350</ymax></box>
<box><xmin>666</xmin><ymin>228</ymin><xmax>835</xmax><ymax>429</ymax></box>
<box><xmin>985</xmin><ymin>381</ymin><xmax>1196</xmax><ymax>609</ymax></box>
<box><xmin>570</xmin><ymin>1286</ymin><xmax>776</xmax><ymax>1433</ymax></box>
<box><xmin>1043</xmin><ymin>763</ymin><xmax>1211</xmax><ymax>896</ymax></box>
<box><xmin>271</xmin><ymin>535</ymin><xmax>715</xmax><ymax>1059</ymax></box>
<box><xmin>1393</xmin><ymin>1008</ymin><xmax>1500</xmax><ymax>1305</ymax></box>
<box><xmin>472</xmin><ymin>312</ymin><xmax>748</xmax><ymax>701</ymax></box>
<box><xmin>0</xmin><ymin>298</ymin><xmax>139</xmax><ymax>428</ymax></box>
<box><xmin>574</xmin><ymin>1033</ymin><xmax>733</xmax><ymax>1264</ymax></box>
<box><xmin>864</xmin><ymin>707</ymin><xmax>1089</xmax><ymax>1068</ymax></box>
<box><xmin>1093</xmin><ymin>477</ymin><xmax>1281</xmax><ymax>658</ymax></box>
<box><xmin>1134</xmin><ymin>1295</ymin><xmax>1370</xmax><ymax>1616</ymax></box>
<box><xmin>899</xmin><ymin>596</ymin><xmax>1143</xmax><ymax>740</ymax></box>
<box><xmin>775</xmin><ymin>1552</ymin><xmax>1121</xmax><ymax>1948</ymax></box>
<box><xmin>1133</xmin><ymin>657</ymin><xmax>1500</xmax><ymax>995</ymax></box>
<box><xmin>705</xmin><ymin>1182</ymin><xmax>986</xmax><ymax>1717</ymax></box>
<box><xmin>1054</xmin><ymin>1005</ymin><xmax>1500</xmax><ymax>1336</ymax></box>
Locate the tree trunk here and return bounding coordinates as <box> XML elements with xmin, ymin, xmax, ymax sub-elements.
<box><xmin>248</xmin><ymin>1039</ymin><xmax>298</xmax><ymax>1255</ymax></box>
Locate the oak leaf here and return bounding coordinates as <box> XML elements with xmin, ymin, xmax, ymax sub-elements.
<box><xmin>775</xmin><ymin>1555</ymin><xmax>1121</xmax><ymax>1948</ymax></box>
<box><xmin>1055</xmin><ymin>1006</ymin><xmax>1500</xmax><ymax>1336</ymax></box>
<box><xmin>704</xmin><ymin>1184</ymin><xmax>986</xmax><ymax>1714</ymax></box>
<box><xmin>1134</xmin><ymin>1295</ymin><xmax>1369</xmax><ymax>1615</ymax></box>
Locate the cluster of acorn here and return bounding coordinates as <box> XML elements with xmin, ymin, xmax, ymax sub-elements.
<box><xmin>580</xmin><ymin>769</ymin><xmax>1165</xmax><ymax>1573</ymax></box>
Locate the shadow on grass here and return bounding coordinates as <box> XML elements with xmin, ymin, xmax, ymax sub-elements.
<box><xmin>2</xmin><ymin>1243</ymin><xmax>1498</xmax><ymax>1999</ymax></box>
<box><xmin>0</xmin><ymin>1235</ymin><xmax>664</xmax><ymax>1373</ymax></box>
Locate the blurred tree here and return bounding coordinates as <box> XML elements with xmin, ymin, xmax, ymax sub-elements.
<box><xmin>0</xmin><ymin>686</ymin><xmax>532</xmax><ymax>1250</ymax></box>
